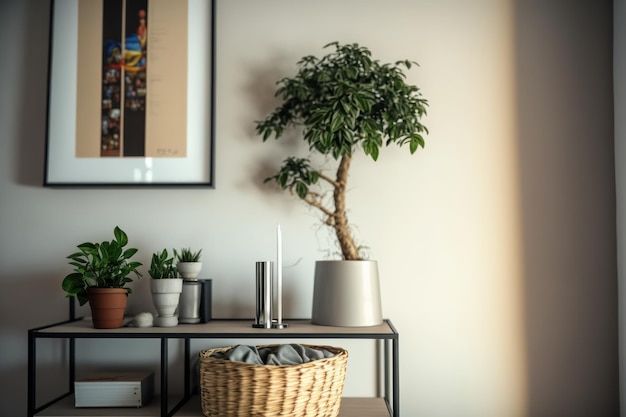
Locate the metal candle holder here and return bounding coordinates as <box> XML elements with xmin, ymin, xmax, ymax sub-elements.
<box><xmin>253</xmin><ymin>261</ymin><xmax>273</xmax><ymax>329</ymax></box>
<box><xmin>272</xmin><ymin>224</ymin><xmax>287</xmax><ymax>329</ymax></box>
<box><xmin>252</xmin><ymin>260</ymin><xmax>288</xmax><ymax>329</ymax></box>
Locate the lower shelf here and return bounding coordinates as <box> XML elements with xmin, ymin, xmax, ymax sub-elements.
<box><xmin>35</xmin><ymin>395</ymin><xmax>391</xmax><ymax>417</ymax></box>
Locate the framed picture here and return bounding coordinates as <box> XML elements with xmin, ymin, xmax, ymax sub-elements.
<box><xmin>44</xmin><ymin>0</ymin><xmax>215</xmax><ymax>187</ymax></box>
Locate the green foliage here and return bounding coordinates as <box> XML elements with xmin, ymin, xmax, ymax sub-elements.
<box><xmin>175</xmin><ymin>248</ymin><xmax>202</xmax><ymax>263</ymax></box>
<box><xmin>61</xmin><ymin>226</ymin><xmax>143</xmax><ymax>306</ymax></box>
<box><xmin>264</xmin><ymin>157</ymin><xmax>320</xmax><ymax>199</ymax></box>
<box><xmin>255</xmin><ymin>42</ymin><xmax>429</xmax><ymax>259</ymax></box>
<box><xmin>256</xmin><ymin>41</ymin><xmax>429</xmax><ymax>162</ymax></box>
<box><xmin>148</xmin><ymin>249</ymin><xmax>179</xmax><ymax>279</ymax></box>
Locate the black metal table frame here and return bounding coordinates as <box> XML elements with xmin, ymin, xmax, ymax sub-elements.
<box><xmin>28</xmin><ymin>319</ymin><xmax>399</xmax><ymax>417</ymax></box>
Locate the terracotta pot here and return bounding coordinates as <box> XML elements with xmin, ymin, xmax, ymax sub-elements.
<box><xmin>87</xmin><ymin>287</ymin><xmax>128</xmax><ymax>329</ymax></box>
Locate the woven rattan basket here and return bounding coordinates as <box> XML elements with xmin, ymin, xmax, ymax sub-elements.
<box><xmin>199</xmin><ymin>344</ymin><xmax>348</xmax><ymax>417</ymax></box>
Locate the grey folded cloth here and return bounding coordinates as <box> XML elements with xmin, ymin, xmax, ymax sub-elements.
<box><xmin>212</xmin><ymin>344</ymin><xmax>335</xmax><ymax>366</ymax></box>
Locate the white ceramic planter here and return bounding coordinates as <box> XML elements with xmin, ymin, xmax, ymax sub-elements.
<box><xmin>150</xmin><ymin>279</ymin><xmax>183</xmax><ymax>327</ymax></box>
<box><xmin>311</xmin><ymin>260</ymin><xmax>383</xmax><ymax>327</ymax></box>
<box><xmin>177</xmin><ymin>262</ymin><xmax>202</xmax><ymax>280</ymax></box>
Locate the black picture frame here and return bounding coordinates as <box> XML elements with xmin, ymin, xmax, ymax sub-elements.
<box><xmin>44</xmin><ymin>0</ymin><xmax>215</xmax><ymax>187</ymax></box>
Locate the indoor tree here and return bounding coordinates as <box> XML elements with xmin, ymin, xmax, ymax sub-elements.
<box><xmin>256</xmin><ymin>42</ymin><xmax>429</xmax><ymax>260</ymax></box>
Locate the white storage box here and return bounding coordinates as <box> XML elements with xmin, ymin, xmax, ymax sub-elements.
<box><xmin>74</xmin><ymin>372</ymin><xmax>154</xmax><ymax>408</ymax></box>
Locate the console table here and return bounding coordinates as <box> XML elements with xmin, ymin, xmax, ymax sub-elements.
<box><xmin>28</xmin><ymin>318</ymin><xmax>399</xmax><ymax>417</ymax></box>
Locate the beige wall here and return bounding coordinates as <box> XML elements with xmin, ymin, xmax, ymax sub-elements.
<box><xmin>0</xmin><ymin>0</ymin><xmax>617</xmax><ymax>415</ymax></box>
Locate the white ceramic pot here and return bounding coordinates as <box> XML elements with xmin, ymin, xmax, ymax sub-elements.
<box><xmin>150</xmin><ymin>279</ymin><xmax>183</xmax><ymax>327</ymax></box>
<box><xmin>311</xmin><ymin>260</ymin><xmax>383</xmax><ymax>327</ymax></box>
<box><xmin>177</xmin><ymin>262</ymin><xmax>202</xmax><ymax>280</ymax></box>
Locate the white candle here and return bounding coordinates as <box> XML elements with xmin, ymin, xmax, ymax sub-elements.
<box><xmin>276</xmin><ymin>223</ymin><xmax>282</xmax><ymax>324</ymax></box>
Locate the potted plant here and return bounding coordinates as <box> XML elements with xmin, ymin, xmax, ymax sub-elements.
<box><xmin>61</xmin><ymin>226</ymin><xmax>143</xmax><ymax>329</ymax></box>
<box><xmin>174</xmin><ymin>247</ymin><xmax>208</xmax><ymax>324</ymax></box>
<box><xmin>149</xmin><ymin>249</ymin><xmax>183</xmax><ymax>327</ymax></box>
<box><xmin>256</xmin><ymin>42</ymin><xmax>428</xmax><ymax>326</ymax></box>
<box><xmin>175</xmin><ymin>247</ymin><xmax>202</xmax><ymax>280</ymax></box>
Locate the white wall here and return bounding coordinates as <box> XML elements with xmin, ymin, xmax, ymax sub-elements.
<box><xmin>0</xmin><ymin>0</ymin><xmax>617</xmax><ymax>416</ymax></box>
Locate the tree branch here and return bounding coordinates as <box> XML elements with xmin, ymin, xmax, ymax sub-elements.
<box><xmin>303</xmin><ymin>194</ymin><xmax>335</xmax><ymax>220</ymax></box>
<box><xmin>317</xmin><ymin>171</ymin><xmax>340</xmax><ymax>188</ymax></box>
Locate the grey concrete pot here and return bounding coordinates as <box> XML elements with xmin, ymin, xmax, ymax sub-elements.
<box><xmin>311</xmin><ymin>260</ymin><xmax>383</xmax><ymax>327</ymax></box>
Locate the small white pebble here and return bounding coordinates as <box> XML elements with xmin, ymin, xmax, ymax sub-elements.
<box><xmin>131</xmin><ymin>312</ymin><xmax>154</xmax><ymax>327</ymax></box>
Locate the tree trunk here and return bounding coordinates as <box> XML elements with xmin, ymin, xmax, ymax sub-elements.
<box><xmin>334</xmin><ymin>155</ymin><xmax>361</xmax><ymax>260</ymax></box>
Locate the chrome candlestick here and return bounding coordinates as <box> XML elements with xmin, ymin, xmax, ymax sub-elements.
<box><xmin>272</xmin><ymin>223</ymin><xmax>287</xmax><ymax>329</ymax></box>
<box><xmin>253</xmin><ymin>261</ymin><xmax>273</xmax><ymax>329</ymax></box>
<box><xmin>252</xmin><ymin>225</ymin><xmax>288</xmax><ymax>329</ymax></box>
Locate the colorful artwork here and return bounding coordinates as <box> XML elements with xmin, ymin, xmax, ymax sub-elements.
<box><xmin>46</xmin><ymin>0</ymin><xmax>213</xmax><ymax>186</ymax></box>
<box><xmin>100</xmin><ymin>0</ymin><xmax>148</xmax><ymax>157</ymax></box>
<box><xmin>100</xmin><ymin>0</ymin><xmax>123</xmax><ymax>157</ymax></box>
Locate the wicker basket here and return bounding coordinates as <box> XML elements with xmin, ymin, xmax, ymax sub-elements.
<box><xmin>199</xmin><ymin>344</ymin><xmax>348</xmax><ymax>417</ymax></box>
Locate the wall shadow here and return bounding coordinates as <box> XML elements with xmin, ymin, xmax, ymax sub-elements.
<box><xmin>513</xmin><ymin>1</ymin><xmax>619</xmax><ymax>415</ymax></box>
<box><xmin>0</xmin><ymin>270</ymin><xmax>69</xmax><ymax>416</ymax></box>
<box><xmin>14</xmin><ymin>0</ymin><xmax>50</xmax><ymax>187</ymax></box>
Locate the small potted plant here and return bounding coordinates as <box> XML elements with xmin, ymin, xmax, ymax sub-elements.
<box><xmin>175</xmin><ymin>248</ymin><xmax>202</xmax><ymax>280</ymax></box>
<box><xmin>62</xmin><ymin>226</ymin><xmax>142</xmax><ymax>329</ymax></box>
<box><xmin>148</xmin><ymin>249</ymin><xmax>183</xmax><ymax>327</ymax></box>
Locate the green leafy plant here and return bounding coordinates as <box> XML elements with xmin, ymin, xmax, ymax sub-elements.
<box><xmin>256</xmin><ymin>42</ymin><xmax>429</xmax><ymax>260</ymax></box>
<box><xmin>148</xmin><ymin>249</ymin><xmax>179</xmax><ymax>279</ymax></box>
<box><xmin>61</xmin><ymin>226</ymin><xmax>143</xmax><ymax>306</ymax></box>
<box><xmin>175</xmin><ymin>248</ymin><xmax>202</xmax><ymax>263</ymax></box>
